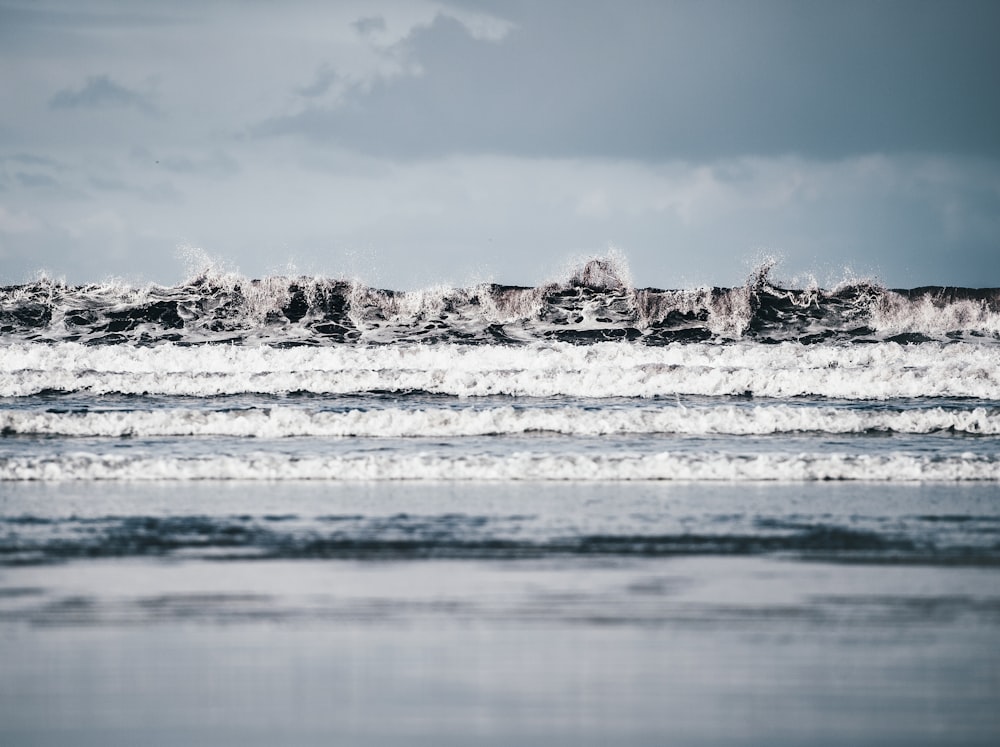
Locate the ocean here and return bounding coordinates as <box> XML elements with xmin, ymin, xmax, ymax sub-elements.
<box><xmin>1</xmin><ymin>257</ymin><xmax>999</xmax><ymax>746</ymax></box>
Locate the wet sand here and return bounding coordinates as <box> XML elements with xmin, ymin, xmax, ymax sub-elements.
<box><xmin>2</xmin><ymin>481</ymin><xmax>999</xmax><ymax>746</ymax></box>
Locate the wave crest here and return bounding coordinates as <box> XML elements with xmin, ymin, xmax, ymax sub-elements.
<box><xmin>2</xmin><ymin>256</ymin><xmax>998</xmax><ymax>346</ymax></box>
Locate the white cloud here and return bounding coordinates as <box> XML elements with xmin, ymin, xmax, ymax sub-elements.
<box><xmin>437</xmin><ymin>6</ymin><xmax>516</xmax><ymax>42</ymax></box>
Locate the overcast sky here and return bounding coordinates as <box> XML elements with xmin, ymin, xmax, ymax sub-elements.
<box><xmin>2</xmin><ymin>0</ymin><xmax>999</xmax><ymax>289</ymax></box>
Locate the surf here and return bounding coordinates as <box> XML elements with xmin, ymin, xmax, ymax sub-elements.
<box><xmin>3</xmin><ymin>256</ymin><xmax>998</xmax><ymax>346</ymax></box>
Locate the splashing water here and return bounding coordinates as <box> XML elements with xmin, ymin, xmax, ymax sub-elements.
<box><xmin>1</xmin><ymin>254</ymin><xmax>998</xmax><ymax>346</ymax></box>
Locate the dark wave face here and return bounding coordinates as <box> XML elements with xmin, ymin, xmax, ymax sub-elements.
<box><xmin>3</xmin><ymin>258</ymin><xmax>998</xmax><ymax>346</ymax></box>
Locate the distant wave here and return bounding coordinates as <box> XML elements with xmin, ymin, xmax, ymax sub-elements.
<box><xmin>3</xmin><ymin>257</ymin><xmax>999</xmax><ymax>346</ymax></box>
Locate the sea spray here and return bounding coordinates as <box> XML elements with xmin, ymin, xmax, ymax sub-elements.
<box><xmin>3</xmin><ymin>255</ymin><xmax>998</xmax><ymax>345</ymax></box>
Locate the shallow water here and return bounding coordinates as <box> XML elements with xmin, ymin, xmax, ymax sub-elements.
<box><xmin>1</xmin><ymin>482</ymin><xmax>999</xmax><ymax>746</ymax></box>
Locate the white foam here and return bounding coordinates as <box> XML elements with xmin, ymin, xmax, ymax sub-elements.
<box><xmin>1</xmin><ymin>451</ymin><xmax>996</xmax><ymax>482</ymax></box>
<box><xmin>2</xmin><ymin>404</ymin><xmax>998</xmax><ymax>438</ymax></box>
<box><xmin>874</xmin><ymin>291</ymin><xmax>1000</xmax><ymax>336</ymax></box>
<box><xmin>2</xmin><ymin>341</ymin><xmax>999</xmax><ymax>400</ymax></box>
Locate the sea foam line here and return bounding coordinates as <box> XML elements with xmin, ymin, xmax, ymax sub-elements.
<box><xmin>2</xmin><ymin>341</ymin><xmax>1000</xmax><ymax>400</ymax></box>
<box><xmin>2</xmin><ymin>451</ymin><xmax>997</xmax><ymax>482</ymax></box>
<box><xmin>2</xmin><ymin>405</ymin><xmax>999</xmax><ymax>437</ymax></box>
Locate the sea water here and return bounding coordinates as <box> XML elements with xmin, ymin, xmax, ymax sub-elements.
<box><xmin>1</xmin><ymin>257</ymin><xmax>999</xmax><ymax>745</ymax></box>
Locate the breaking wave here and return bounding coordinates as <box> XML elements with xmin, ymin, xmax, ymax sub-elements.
<box><xmin>4</xmin><ymin>255</ymin><xmax>998</xmax><ymax>487</ymax></box>
<box><xmin>2</xmin><ymin>451</ymin><xmax>997</xmax><ymax>482</ymax></box>
<box><xmin>3</xmin><ymin>403</ymin><xmax>999</xmax><ymax>438</ymax></box>
<box><xmin>3</xmin><ymin>256</ymin><xmax>999</xmax><ymax>346</ymax></box>
<box><xmin>3</xmin><ymin>340</ymin><xmax>999</xmax><ymax>399</ymax></box>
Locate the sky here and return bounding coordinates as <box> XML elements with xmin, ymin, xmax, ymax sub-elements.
<box><xmin>1</xmin><ymin>0</ymin><xmax>999</xmax><ymax>290</ymax></box>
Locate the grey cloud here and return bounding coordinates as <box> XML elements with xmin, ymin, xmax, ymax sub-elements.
<box><xmin>142</xmin><ymin>181</ymin><xmax>183</xmax><ymax>203</ymax></box>
<box><xmin>297</xmin><ymin>66</ymin><xmax>340</xmax><ymax>99</ymax></box>
<box><xmin>88</xmin><ymin>175</ymin><xmax>182</xmax><ymax>203</ymax></box>
<box><xmin>259</xmin><ymin>1</ymin><xmax>1000</xmax><ymax>161</ymax></box>
<box><xmin>0</xmin><ymin>2</ymin><xmax>189</xmax><ymax>31</ymax></box>
<box><xmin>15</xmin><ymin>171</ymin><xmax>59</xmax><ymax>188</ymax></box>
<box><xmin>353</xmin><ymin>15</ymin><xmax>386</xmax><ymax>37</ymax></box>
<box><xmin>5</xmin><ymin>153</ymin><xmax>63</xmax><ymax>168</ymax></box>
<box><xmin>125</xmin><ymin>145</ymin><xmax>239</xmax><ymax>179</ymax></box>
<box><xmin>159</xmin><ymin>151</ymin><xmax>240</xmax><ymax>179</ymax></box>
<box><xmin>0</xmin><ymin>0</ymin><xmax>194</xmax><ymax>54</ymax></box>
<box><xmin>4</xmin><ymin>0</ymin><xmax>998</xmax><ymax>289</ymax></box>
<box><xmin>128</xmin><ymin>145</ymin><xmax>157</xmax><ymax>164</ymax></box>
<box><xmin>50</xmin><ymin>75</ymin><xmax>158</xmax><ymax>116</ymax></box>
<box><xmin>89</xmin><ymin>175</ymin><xmax>130</xmax><ymax>191</ymax></box>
